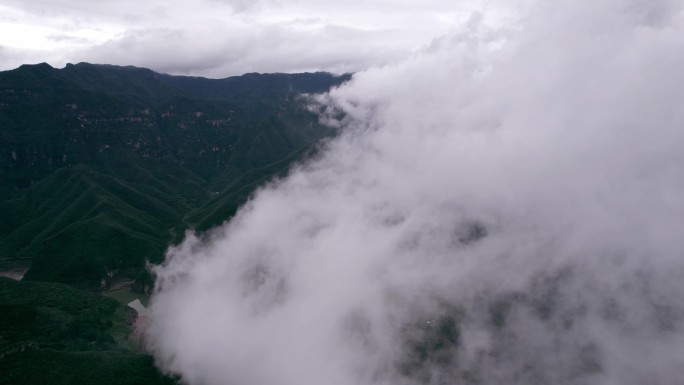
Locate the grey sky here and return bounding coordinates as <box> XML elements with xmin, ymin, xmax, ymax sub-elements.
<box><xmin>0</xmin><ymin>0</ymin><xmax>496</xmax><ymax>77</ymax></box>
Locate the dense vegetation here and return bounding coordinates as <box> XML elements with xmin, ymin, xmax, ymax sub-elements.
<box><xmin>0</xmin><ymin>62</ymin><xmax>349</xmax><ymax>288</ymax></box>
<box><xmin>0</xmin><ymin>277</ymin><xmax>175</xmax><ymax>384</ymax></box>
<box><xmin>0</xmin><ymin>62</ymin><xmax>349</xmax><ymax>383</ymax></box>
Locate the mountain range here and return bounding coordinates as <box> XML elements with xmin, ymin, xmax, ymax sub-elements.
<box><xmin>0</xmin><ymin>62</ymin><xmax>349</xmax><ymax>289</ymax></box>
<box><xmin>0</xmin><ymin>62</ymin><xmax>347</xmax><ymax>384</ymax></box>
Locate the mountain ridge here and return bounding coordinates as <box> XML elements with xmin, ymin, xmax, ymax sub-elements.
<box><xmin>0</xmin><ymin>62</ymin><xmax>349</xmax><ymax>288</ymax></box>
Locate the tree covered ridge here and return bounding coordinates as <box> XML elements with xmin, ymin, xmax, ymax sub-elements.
<box><xmin>0</xmin><ymin>62</ymin><xmax>349</xmax><ymax>288</ymax></box>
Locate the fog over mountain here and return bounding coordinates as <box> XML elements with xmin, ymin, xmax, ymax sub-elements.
<box><xmin>147</xmin><ymin>1</ymin><xmax>684</xmax><ymax>384</ymax></box>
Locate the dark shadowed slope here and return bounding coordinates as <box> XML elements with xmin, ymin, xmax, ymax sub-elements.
<box><xmin>0</xmin><ymin>62</ymin><xmax>349</xmax><ymax>288</ymax></box>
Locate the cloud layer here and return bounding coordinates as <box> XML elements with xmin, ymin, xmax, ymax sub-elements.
<box><xmin>0</xmin><ymin>0</ymin><xmax>484</xmax><ymax>76</ymax></box>
<box><xmin>147</xmin><ymin>1</ymin><xmax>684</xmax><ymax>384</ymax></box>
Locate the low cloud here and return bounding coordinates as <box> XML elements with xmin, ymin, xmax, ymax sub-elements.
<box><xmin>147</xmin><ymin>0</ymin><xmax>684</xmax><ymax>384</ymax></box>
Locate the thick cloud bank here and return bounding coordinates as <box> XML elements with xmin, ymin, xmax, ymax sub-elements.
<box><xmin>147</xmin><ymin>1</ymin><xmax>684</xmax><ymax>384</ymax></box>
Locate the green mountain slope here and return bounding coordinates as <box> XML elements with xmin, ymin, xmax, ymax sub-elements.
<box><xmin>0</xmin><ymin>277</ymin><xmax>174</xmax><ymax>385</ymax></box>
<box><xmin>0</xmin><ymin>62</ymin><xmax>348</xmax><ymax>287</ymax></box>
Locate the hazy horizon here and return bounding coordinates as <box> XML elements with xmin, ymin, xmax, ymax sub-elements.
<box><xmin>0</xmin><ymin>0</ymin><xmax>499</xmax><ymax>77</ymax></box>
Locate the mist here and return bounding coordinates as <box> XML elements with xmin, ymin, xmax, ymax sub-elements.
<box><xmin>146</xmin><ymin>1</ymin><xmax>684</xmax><ymax>384</ymax></box>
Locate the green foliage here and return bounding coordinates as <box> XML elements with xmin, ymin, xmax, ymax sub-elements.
<box><xmin>0</xmin><ymin>349</ymin><xmax>176</xmax><ymax>385</ymax></box>
<box><xmin>0</xmin><ymin>63</ymin><xmax>346</xmax><ymax>384</ymax></box>
<box><xmin>0</xmin><ymin>277</ymin><xmax>176</xmax><ymax>384</ymax></box>
<box><xmin>0</xmin><ymin>62</ymin><xmax>347</xmax><ymax>287</ymax></box>
<box><xmin>0</xmin><ymin>277</ymin><xmax>118</xmax><ymax>352</ymax></box>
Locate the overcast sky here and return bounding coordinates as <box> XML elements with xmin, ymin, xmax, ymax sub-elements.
<box><xmin>0</xmin><ymin>0</ymin><xmax>511</xmax><ymax>77</ymax></box>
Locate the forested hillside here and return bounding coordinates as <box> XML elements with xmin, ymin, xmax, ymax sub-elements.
<box><xmin>0</xmin><ymin>62</ymin><xmax>349</xmax><ymax>288</ymax></box>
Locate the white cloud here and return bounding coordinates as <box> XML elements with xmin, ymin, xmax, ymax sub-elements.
<box><xmin>147</xmin><ymin>1</ymin><xmax>684</xmax><ymax>384</ymax></box>
<box><xmin>74</xmin><ymin>22</ymin><xmax>411</xmax><ymax>77</ymax></box>
<box><xmin>0</xmin><ymin>0</ymin><xmax>482</xmax><ymax>76</ymax></box>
